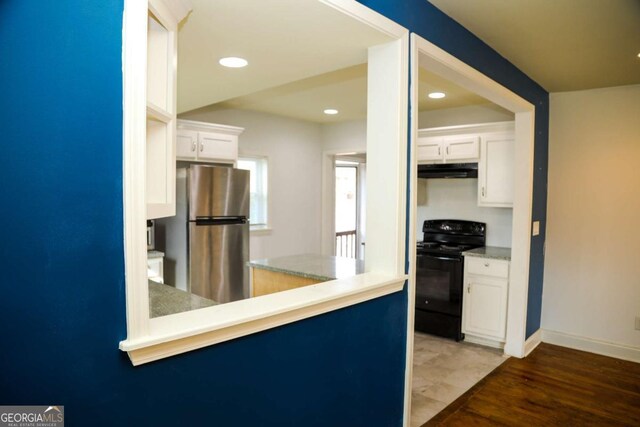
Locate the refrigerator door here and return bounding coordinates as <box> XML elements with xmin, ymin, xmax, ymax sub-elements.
<box><xmin>189</xmin><ymin>165</ymin><xmax>249</xmax><ymax>220</ymax></box>
<box><xmin>189</xmin><ymin>222</ymin><xmax>249</xmax><ymax>303</ymax></box>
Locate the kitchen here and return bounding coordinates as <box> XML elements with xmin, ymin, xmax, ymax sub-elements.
<box><xmin>145</xmin><ymin>1</ymin><xmax>517</xmax><ymax>424</ymax></box>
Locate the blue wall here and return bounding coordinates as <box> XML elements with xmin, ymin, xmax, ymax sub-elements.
<box><xmin>357</xmin><ymin>0</ymin><xmax>549</xmax><ymax>338</ymax></box>
<box><xmin>0</xmin><ymin>0</ymin><xmax>547</xmax><ymax>425</ymax></box>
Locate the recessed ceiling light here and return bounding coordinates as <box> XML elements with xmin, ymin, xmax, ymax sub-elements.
<box><xmin>637</xmin><ymin>52</ymin><xmax>640</xmax><ymax>58</ymax></box>
<box><xmin>219</xmin><ymin>57</ymin><xmax>248</xmax><ymax>68</ymax></box>
<box><xmin>428</xmin><ymin>92</ymin><xmax>446</xmax><ymax>99</ymax></box>
<box><xmin>324</xmin><ymin>109</ymin><xmax>339</xmax><ymax>115</ymax></box>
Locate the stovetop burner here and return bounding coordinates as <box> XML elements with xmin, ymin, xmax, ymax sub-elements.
<box><xmin>417</xmin><ymin>220</ymin><xmax>486</xmax><ymax>256</ymax></box>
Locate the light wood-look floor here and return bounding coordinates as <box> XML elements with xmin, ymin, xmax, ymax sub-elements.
<box><xmin>426</xmin><ymin>343</ymin><xmax>640</xmax><ymax>426</ymax></box>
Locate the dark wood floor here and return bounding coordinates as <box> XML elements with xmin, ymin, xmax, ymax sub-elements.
<box><xmin>425</xmin><ymin>343</ymin><xmax>640</xmax><ymax>426</ymax></box>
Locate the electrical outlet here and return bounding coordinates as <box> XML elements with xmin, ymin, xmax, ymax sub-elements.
<box><xmin>532</xmin><ymin>221</ymin><xmax>540</xmax><ymax>236</ymax></box>
<box><xmin>636</xmin><ymin>316</ymin><xmax>640</xmax><ymax>331</ymax></box>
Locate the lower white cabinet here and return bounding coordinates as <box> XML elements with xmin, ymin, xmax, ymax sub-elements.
<box><xmin>176</xmin><ymin>119</ymin><xmax>243</xmax><ymax>164</ymax></box>
<box><xmin>462</xmin><ymin>256</ymin><xmax>509</xmax><ymax>345</ymax></box>
<box><xmin>147</xmin><ymin>253</ymin><xmax>164</xmax><ymax>284</ymax></box>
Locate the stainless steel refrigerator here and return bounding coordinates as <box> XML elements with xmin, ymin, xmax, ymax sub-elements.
<box><xmin>157</xmin><ymin>165</ymin><xmax>249</xmax><ymax>303</ymax></box>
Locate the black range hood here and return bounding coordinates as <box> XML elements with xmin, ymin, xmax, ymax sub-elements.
<box><xmin>418</xmin><ymin>163</ymin><xmax>478</xmax><ymax>179</ymax></box>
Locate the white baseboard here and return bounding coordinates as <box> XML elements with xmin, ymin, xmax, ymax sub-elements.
<box><xmin>464</xmin><ymin>334</ymin><xmax>505</xmax><ymax>350</ymax></box>
<box><xmin>524</xmin><ymin>328</ymin><xmax>542</xmax><ymax>357</ymax></box>
<box><xmin>541</xmin><ymin>329</ymin><xmax>640</xmax><ymax>363</ymax></box>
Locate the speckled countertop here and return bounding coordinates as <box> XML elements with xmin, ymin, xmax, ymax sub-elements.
<box><xmin>149</xmin><ymin>280</ymin><xmax>216</xmax><ymax>318</ymax></box>
<box><xmin>462</xmin><ymin>246</ymin><xmax>511</xmax><ymax>261</ymax></box>
<box><xmin>248</xmin><ymin>254</ymin><xmax>365</xmax><ymax>282</ymax></box>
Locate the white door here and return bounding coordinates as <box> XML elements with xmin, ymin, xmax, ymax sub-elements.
<box><xmin>464</xmin><ymin>275</ymin><xmax>508</xmax><ymax>340</ymax></box>
<box><xmin>479</xmin><ymin>133</ymin><xmax>514</xmax><ymax>207</ymax></box>
<box><xmin>198</xmin><ymin>131</ymin><xmax>237</xmax><ymax>161</ymax></box>
<box><xmin>444</xmin><ymin>135</ymin><xmax>479</xmax><ymax>161</ymax></box>
<box><xmin>416</xmin><ymin>136</ymin><xmax>443</xmax><ymax>163</ymax></box>
<box><xmin>176</xmin><ymin>129</ymin><xmax>198</xmax><ymax>159</ymax></box>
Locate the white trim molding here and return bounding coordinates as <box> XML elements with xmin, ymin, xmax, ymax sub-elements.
<box><xmin>121</xmin><ymin>0</ymin><xmax>410</xmax><ymax>367</ymax></box>
<box><xmin>406</xmin><ymin>31</ymin><xmax>537</xmax><ymax>427</ymax></box>
<box><xmin>121</xmin><ymin>274</ymin><xmax>407</xmax><ymax>365</ymax></box>
<box><xmin>524</xmin><ymin>328</ymin><xmax>542</xmax><ymax>356</ymax></box>
<box><xmin>541</xmin><ymin>329</ymin><xmax>640</xmax><ymax>363</ymax></box>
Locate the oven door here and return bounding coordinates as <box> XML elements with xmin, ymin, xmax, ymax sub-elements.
<box><xmin>415</xmin><ymin>252</ymin><xmax>463</xmax><ymax>316</ymax></box>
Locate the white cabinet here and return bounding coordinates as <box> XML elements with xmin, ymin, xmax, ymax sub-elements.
<box><xmin>176</xmin><ymin>120</ymin><xmax>243</xmax><ymax>164</ymax></box>
<box><xmin>478</xmin><ymin>133</ymin><xmax>515</xmax><ymax>207</ymax></box>
<box><xmin>462</xmin><ymin>256</ymin><xmax>509</xmax><ymax>345</ymax></box>
<box><xmin>147</xmin><ymin>252</ymin><xmax>164</xmax><ymax>283</ymax></box>
<box><xmin>145</xmin><ymin>2</ymin><xmax>180</xmax><ymax>220</ymax></box>
<box><xmin>416</xmin><ymin>133</ymin><xmax>479</xmax><ymax>164</ymax></box>
<box><xmin>416</xmin><ymin>136</ymin><xmax>443</xmax><ymax>162</ymax></box>
<box><xmin>176</xmin><ymin>130</ymin><xmax>198</xmax><ymax>159</ymax></box>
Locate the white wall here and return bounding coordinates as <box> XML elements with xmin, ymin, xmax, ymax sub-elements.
<box><xmin>416</xmin><ymin>179</ymin><xmax>512</xmax><ymax>247</ymax></box>
<box><xmin>180</xmin><ymin>108</ymin><xmax>323</xmax><ymax>260</ymax></box>
<box><xmin>418</xmin><ymin>104</ymin><xmax>513</xmax><ymax>128</ymax></box>
<box><xmin>321</xmin><ymin>119</ymin><xmax>367</xmax><ymax>152</ymax></box>
<box><xmin>320</xmin><ymin>110</ymin><xmax>515</xmax><ymax>248</ymax></box>
<box><xmin>542</xmin><ymin>85</ymin><xmax>640</xmax><ymax>352</ymax></box>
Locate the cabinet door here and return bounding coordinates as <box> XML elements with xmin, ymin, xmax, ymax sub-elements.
<box><xmin>416</xmin><ymin>137</ymin><xmax>443</xmax><ymax>163</ymax></box>
<box><xmin>198</xmin><ymin>131</ymin><xmax>238</xmax><ymax>162</ymax></box>
<box><xmin>176</xmin><ymin>129</ymin><xmax>198</xmax><ymax>160</ymax></box>
<box><xmin>444</xmin><ymin>135</ymin><xmax>479</xmax><ymax>162</ymax></box>
<box><xmin>463</xmin><ymin>275</ymin><xmax>508</xmax><ymax>340</ymax></box>
<box><xmin>479</xmin><ymin>133</ymin><xmax>514</xmax><ymax>207</ymax></box>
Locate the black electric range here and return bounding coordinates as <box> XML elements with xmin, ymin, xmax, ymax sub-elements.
<box><xmin>415</xmin><ymin>219</ymin><xmax>486</xmax><ymax>341</ymax></box>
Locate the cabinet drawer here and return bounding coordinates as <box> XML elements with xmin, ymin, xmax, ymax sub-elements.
<box><xmin>466</xmin><ymin>257</ymin><xmax>509</xmax><ymax>278</ymax></box>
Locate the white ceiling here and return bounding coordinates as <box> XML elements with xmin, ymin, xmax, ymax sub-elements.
<box><xmin>428</xmin><ymin>0</ymin><xmax>640</xmax><ymax>92</ymax></box>
<box><xmin>177</xmin><ymin>0</ymin><xmax>394</xmax><ymax>113</ymax></box>
<box><xmin>193</xmin><ymin>64</ymin><xmax>493</xmax><ymax>124</ymax></box>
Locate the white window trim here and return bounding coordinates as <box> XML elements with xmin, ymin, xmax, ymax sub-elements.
<box><xmin>120</xmin><ymin>0</ymin><xmax>410</xmax><ymax>366</ymax></box>
<box><xmin>238</xmin><ymin>154</ymin><xmax>271</xmax><ymax>232</ymax></box>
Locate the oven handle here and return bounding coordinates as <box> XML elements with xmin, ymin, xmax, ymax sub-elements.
<box><xmin>417</xmin><ymin>253</ymin><xmax>462</xmax><ymax>262</ymax></box>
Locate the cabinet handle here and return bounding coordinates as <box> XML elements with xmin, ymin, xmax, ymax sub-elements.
<box><xmin>191</xmin><ymin>141</ymin><xmax>196</xmax><ymax>152</ymax></box>
<box><xmin>446</xmin><ymin>146</ymin><xmax>450</xmax><ymax>155</ymax></box>
<box><xmin>484</xmin><ymin>262</ymin><xmax>490</xmax><ymax>267</ymax></box>
<box><xmin>467</xmin><ymin>284</ymin><xmax>471</xmax><ymax>293</ymax></box>
<box><xmin>200</xmin><ymin>142</ymin><xmax>204</xmax><ymax>152</ymax></box>
<box><xmin>438</xmin><ymin>146</ymin><xmax>441</xmax><ymax>156</ymax></box>
<box><xmin>481</xmin><ymin>187</ymin><xmax>485</xmax><ymax>197</ymax></box>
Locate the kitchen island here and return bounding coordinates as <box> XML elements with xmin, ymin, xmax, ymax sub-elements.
<box><xmin>248</xmin><ymin>254</ymin><xmax>365</xmax><ymax>297</ymax></box>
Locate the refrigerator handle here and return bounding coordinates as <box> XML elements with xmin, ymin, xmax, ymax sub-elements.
<box><xmin>195</xmin><ymin>216</ymin><xmax>248</xmax><ymax>226</ymax></box>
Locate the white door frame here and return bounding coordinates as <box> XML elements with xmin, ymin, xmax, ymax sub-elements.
<box><xmin>405</xmin><ymin>33</ymin><xmax>536</xmax><ymax>422</ymax></box>
<box><xmin>321</xmin><ymin>149</ymin><xmax>366</xmax><ymax>256</ymax></box>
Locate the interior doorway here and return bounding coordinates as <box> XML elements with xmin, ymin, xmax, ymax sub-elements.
<box><xmin>334</xmin><ymin>154</ymin><xmax>366</xmax><ymax>260</ymax></box>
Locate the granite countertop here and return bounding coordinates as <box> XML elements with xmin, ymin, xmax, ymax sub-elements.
<box><xmin>147</xmin><ymin>250</ymin><xmax>164</xmax><ymax>259</ymax></box>
<box><xmin>248</xmin><ymin>254</ymin><xmax>365</xmax><ymax>282</ymax></box>
<box><xmin>462</xmin><ymin>246</ymin><xmax>512</xmax><ymax>261</ymax></box>
<box><xmin>149</xmin><ymin>280</ymin><xmax>216</xmax><ymax>318</ymax></box>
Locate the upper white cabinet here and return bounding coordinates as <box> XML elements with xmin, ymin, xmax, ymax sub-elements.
<box><xmin>177</xmin><ymin>120</ymin><xmax>244</xmax><ymax>164</ymax></box>
<box><xmin>146</xmin><ymin>1</ymin><xmax>177</xmax><ymax>220</ymax></box>
<box><xmin>417</xmin><ymin>133</ymin><xmax>479</xmax><ymax>164</ymax></box>
<box><xmin>478</xmin><ymin>132</ymin><xmax>515</xmax><ymax>208</ymax></box>
<box><xmin>417</xmin><ymin>121</ymin><xmax>515</xmax><ymax>208</ymax></box>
